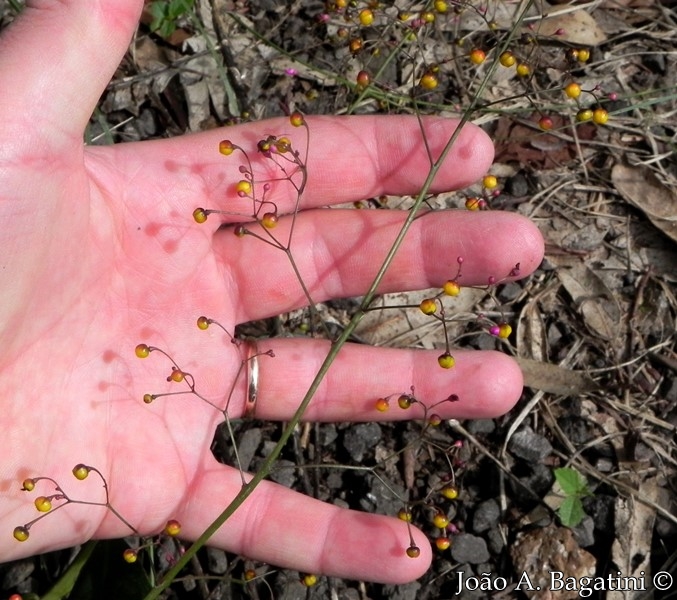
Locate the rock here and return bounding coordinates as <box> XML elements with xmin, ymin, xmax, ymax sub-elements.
<box><xmin>508</xmin><ymin>426</ymin><xmax>553</xmax><ymax>462</ymax></box>
<box><xmin>267</xmin><ymin>459</ymin><xmax>296</xmax><ymax>488</ymax></box>
<box><xmin>206</xmin><ymin>548</ymin><xmax>229</xmax><ymax>574</ymax></box>
<box><xmin>571</xmin><ymin>515</ymin><xmax>595</xmax><ymax>547</ymax></box>
<box><xmin>472</xmin><ymin>498</ymin><xmax>501</xmax><ymax>533</ymax></box>
<box><xmin>342</xmin><ymin>422</ymin><xmax>382</xmax><ymax>462</ymax></box>
<box><xmin>236</xmin><ymin>427</ymin><xmax>261</xmax><ymax>472</ymax></box>
<box><xmin>466</xmin><ymin>419</ymin><xmax>496</xmax><ymax>436</ymax></box>
<box><xmin>450</xmin><ymin>534</ymin><xmax>490</xmax><ymax>564</ymax></box>
<box><xmin>510</xmin><ymin>523</ymin><xmax>596</xmax><ymax>600</ymax></box>
<box><xmin>381</xmin><ymin>581</ymin><xmax>421</xmax><ymax>600</ymax></box>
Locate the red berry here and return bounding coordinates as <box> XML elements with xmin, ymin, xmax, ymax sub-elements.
<box><xmin>538</xmin><ymin>116</ymin><xmax>554</xmax><ymax>131</ymax></box>
<box><xmin>469</xmin><ymin>48</ymin><xmax>486</xmax><ymax>65</ymax></box>
<box><xmin>356</xmin><ymin>70</ymin><xmax>371</xmax><ymax>88</ymax></box>
<box><xmin>436</xmin><ymin>536</ymin><xmax>451</xmax><ymax>551</ymax></box>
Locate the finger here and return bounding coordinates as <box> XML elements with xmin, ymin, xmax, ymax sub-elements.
<box><xmin>0</xmin><ymin>0</ymin><xmax>142</xmax><ymax>145</ymax></box>
<box><xmin>119</xmin><ymin>115</ymin><xmax>494</xmax><ymax>217</ymax></box>
<box><xmin>179</xmin><ymin>462</ymin><xmax>433</xmax><ymax>584</ymax></box>
<box><xmin>218</xmin><ymin>209</ymin><xmax>543</xmax><ymax>322</ymax></box>
<box><xmin>231</xmin><ymin>340</ymin><xmax>523</xmax><ymax>422</ymax></box>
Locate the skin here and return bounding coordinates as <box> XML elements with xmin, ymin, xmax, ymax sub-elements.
<box><xmin>0</xmin><ymin>0</ymin><xmax>544</xmax><ymax>585</ymax></box>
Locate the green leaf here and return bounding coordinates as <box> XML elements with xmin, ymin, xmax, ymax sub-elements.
<box><xmin>554</xmin><ymin>467</ymin><xmax>588</xmax><ymax>496</ymax></box>
<box><xmin>558</xmin><ymin>496</ymin><xmax>585</xmax><ymax>528</ymax></box>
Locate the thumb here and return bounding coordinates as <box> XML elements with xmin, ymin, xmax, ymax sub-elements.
<box><xmin>0</xmin><ymin>0</ymin><xmax>142</xmax><ymax>148</ymax></box>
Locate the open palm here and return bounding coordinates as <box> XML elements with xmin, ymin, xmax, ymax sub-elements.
<box><xmin>0</xmin><ymin>0</ymin><xmax>544</xmax><ymax>584</ymax></box>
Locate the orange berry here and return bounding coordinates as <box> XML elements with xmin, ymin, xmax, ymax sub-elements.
<box><xmin>72</xmin><ymin>464</ymin><xmax>90</xmax><ymax>480</ymax></box>
<box><xmin>469</xmin><ymin>49</ymin><xmax>486</xmax><ymax>65</ymax></box>
<box><xmin>244</xmin><ymin>569</ymin><xmax>257</xmax><ymax>581</ymax></box>
<box><xmin>192</xmin><ymin>207</ymin><xmax>208</xmax><ymax>223</ymax></box>
<box><xmin>13</xmin><ymin>526</ymin><xmax>29</xmax><ymax>542</ymax></box>
<box><xmin>358</xmin><ymin>8</ymin><xmax>374</xmax><ymax>26</ymax></box>
<box><xmin>436</xmin><ymin>536</ymin><xmax>451</xmax><ymax>551</ymax></box>
<box><xmin>375</xmin><ymin>398</ymin><xmax>390</xmax><ymax>412</ymax></box>
<box><xmin>356</xmin><ymin>70</ymin><xmax>371</xmax><ymax>88</ymax></box>
<box><xmin>169</xmin><ymin>368</ymin><xmax>184</xmax><ymax>383</ymax></box>
<box><xmin>516</xmin><ymin>62</ymin><xmax>531</xmax><ymax>77</ymax></box>
<box><xmin>406</xmin><ymin>545</ymin><xmax>421</xmax><ymax>558</ymax></box>
<box><xmin>438</xmin><ymin>352</ymin><xmax>455</xmax><ymax>369</ymax></box>
<box><xmin>290</xmin><ymin>111</ymin><xmax>305</xmax><ymax>127</ymax></box>
<box><xmin>197</xmin><ymin>316</ymin><xmax>210</xmax><ymax>330</ymax></box>
<box><xmin>443</xmin><ymin>280</ymin><xmax>461</xmax><ymax>296</ymax></box>
<box><xmin>592</xmin><ymin>108</ymin><xmax>609</xmax><ymax>125</ymax></box>
<box><xmin>465</xmin><ymin>197</ymin><xmax>481</xmax><ymax>211</ymax></box>
<box><xmin>164</xmin><ymin>519</ymin><xmax>181</xmax><ymax>536</ymax></box>
<box><xmin>538</xmin><ymin>116</ymin><xmax>554</xmax><ymax>131</ymax></box>
<box><xmin>135</xmin><ymin>344</ymin><xmax>151</xmax><ymax>358</ymax></box>
<box><xmin>564</xmin><ymin>82</ymin><xmax>581</xmax><ymax>99</ymax></box>
<box><xmin>499</xmin><ymin>51</ymin><xmax>516</xmax><ymax>67</ymax></box>
<box><xmin>349</xmin><ymin>38</ymin><xmax>363</xmax><ymax>54</ymax></box>
<box><xmin>419</xmin><ymin>298</ymin><xmax>437</xmax><ymax>315</ymax></box>
<box><xmin>419</xmin><ymin>72</ymin><xmax>438</xmax><ymax>90</ymax></box>
<box><xmin>218</xmin><ymin>140</ymin><xmax>235</xmax><ymax>156</ymax></box>
<box><xmin>34</xmin><ymin>496</ymin><xmax>52</xmax><ymax>512</ymax></box>
<box><xmin>261</xmin><ymin>212</ymin><xmax>279</xmax><ymax>229</ymax></box>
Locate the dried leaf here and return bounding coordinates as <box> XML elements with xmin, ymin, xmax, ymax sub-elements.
<box><xmin>517</xmin><ymin>296</ymin><xmax>547</xmax><ymax>362</ymax></box>
<box><xmin>517</xmin><ymin>357</ymin><xmax>599</xmax><ymax>395</ymax></box>
<box><xmin>529</xmin><ymin>8</ymin><xmax>607</xmax><ymax>45</ymax></box>
<box><xmin>612</xmin><ymin>163</ymin><xmax>677</xmax><ymax>244</ymax></box>
<box><xmin>552</xmin><ymin>257</ymin><xmax>621</xmax><ymax>340</ymax></box>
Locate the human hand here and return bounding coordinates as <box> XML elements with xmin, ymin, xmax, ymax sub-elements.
<box><xmin>0</xmin><ymin>0</ymin><xmax>543</xmax><ymax>584</ymax></box>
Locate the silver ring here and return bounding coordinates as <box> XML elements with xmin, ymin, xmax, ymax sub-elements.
<box><xmin>244</xmin><ymin>340</ymin><xmax>259</xmax><ymax>418</ymax></box>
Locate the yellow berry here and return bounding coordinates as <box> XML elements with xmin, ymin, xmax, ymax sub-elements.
<box><xmin>469</xmin><ymin>49</ymin><xmax>486</xmax><ymax>65</ymax></box>
<box><xmin>434</xmin><ymin>0</ymin><xmax>448</xmax><ymax>12</ymax></box>
<box><xmin>432</xmin><ymin>511</ymin><xmax>450</xmax><ymax>529</ymax></box>
<box><xmin>592</xmin><ymin>108</ymin><xmax>609</xmax><ymax>125</ymax></box>
<box><xmin>274</xmin><ymin>136</ymin><xmax>292</xmax><ymax>153</ymax></box>
<box><xmin>576</xmin><ymin>108</ymin><xmax>593</xmax><ymax>122</ymax></box>
<box><xmin>164</xmin><ymin>519</ymin><xmax>181</xmax><ymax>536</ymax></box>
<box><xmin>169</xmin><ymin>369</ymin><xmax>184</xmax><ymax>383</ymax></box>
<box><xmin>564</xmin><ymin>82</ymin><xmax>581</xmax><ymax>99</ymax></box>
<box><xmin>406</xmin><ymin>545</ymin><xmax>421</xmax><ymax>558</ymax></box>
<box><xmin>122</xmin><ymin>548</ymin><xmax>138</xmax><ymax>563</ymax></box>
<box><xmin>13</xmin><ymin>526</ymin><xmax>29</xmax><ymax>542</ymax></box>
<box><xmin>192</xmin><ymin>207</ymin><xmax>208</xmax><ymax>224</ymax></box>
<box><xmin>419</xmin><ymin>72</ymin><xmax>438</xmax><ymax>90</ymax></box>
<box><xmin>419</xmin><ymin>298</ymin><xmax>437</xmax><ymax>315</ymax></box>
<box><xmin>358</xmin><ymin>8</ymin><xmax>374</xmax><ymax>26</ymax></box>
<box><xmin>244</xmin><ymin>569</ymin><xmax>257</xmax><ymax>581</ymax></box>
<box><xmin>302</xmin><ymin>574</ymin><xmax>318</xmax><ymax>587</ymax></box>
<box><xmin>516</xmin><ymin>62</ymin><xmax>531</xmax><ymax>77</ymax></box>
<box><xmin>429</xmin><ymin>413</ymin><xmax>442</xmax><ymax>426</ymax></box>
<box><xmin>482</xmin><ymin>175</ymin><xmax>498</xmax><ymax>189</ymax></box>
<box><xmin>438</xmin><ymin>352</ymin><xmax>455</xmax><ymax>369</ymax></box>
<box><xmin>143</xmin><ymin>394</ymin><xmax>154</xmax><ymax>404</ymax></box>
<box><xmin>499</xmin><ymin>51</ymin><xmax>516</xmax><ymax>67</ymax></box>
<box><xmin>135</xmin><ymin>344</ymin><xmax>151</xmax><ymax>359</ymax></box>
<box><xmin>577</xmin><ymin>48</ymin><xmax>590</xmax><ymax>62</ymax></box>
<box><xmin>72</xmin><ymin>464</ymin><xmax>90</xmax><ymax>480</ymax></box>
<box><xmin>498</xmin><ymin>323</ymin><xmax>512</xmax><ymax>339</ymax></box>
<box><xmin>398</xmin><ymin>394</ymin><xmax>414</xmax><ymax>409</ymax></box>
<box><xmin>261</xmin><ymin>212</ymin><xmax>279</xmax><ymax>229</ymax></box>
<box><xmin>34</xmin><ymin>496</ymin><xmax>52</xmax><ymax>512</ymax></box>
<box><xmin>398</xmin><ymin>508</ymin><xmax>413</xmax><ymax>522</ymax></box>
<box><xmin>21</xmin><ymin>479</ymin><xmax>35</xmax><ymax>492</ymax></box>
<box><xmin>375</xmin><ymin>398</ymin><xmax>390</xmax><ymax>412</ymax></box>
<box><xmin>197</xmin><ymin>316</ymin><xmax>210</xmax><ymax>330</ymax></box>
<box><xmin>442</xmin><ymin>280</ymin><xmax>461</xmax><ymax>296</ymax></box>
<box><xmin>420</xmin><ymin>11</ymin><xmax>435</xmax><ymax>23</ymax></box>
<box><xmin>218</xmin><ymin>140</ymin><xmax>235</xmax><ymax>156</ymax></box>
<box><xmin>441</xmin><ymin>484</ymin><xmax>459</xmax><ymax>500</ymax></box>
<box><xmin>235</xmin><ymin>180</ymin><xmax>252</xmax><ymax>195</ymax></box>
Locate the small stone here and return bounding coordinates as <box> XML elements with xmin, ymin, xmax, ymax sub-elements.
<box><xmin>472</xmin><ymin>498</ymin><xmax>501</xmax><ymax>533</ymax></box>
<box><xmin>342</xmin><ymin>422</ymin><xmax>382</xmax><ymax>462</ymax></box>
<box><xmin>508</xmin><ymin>426</ymin><xmax>552</xmax><ymax>462</ymax></box>
<box><xmin>450</xmin><ymin>534</ymin><xmax>490</xmax><ymax>564</ymax></box>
